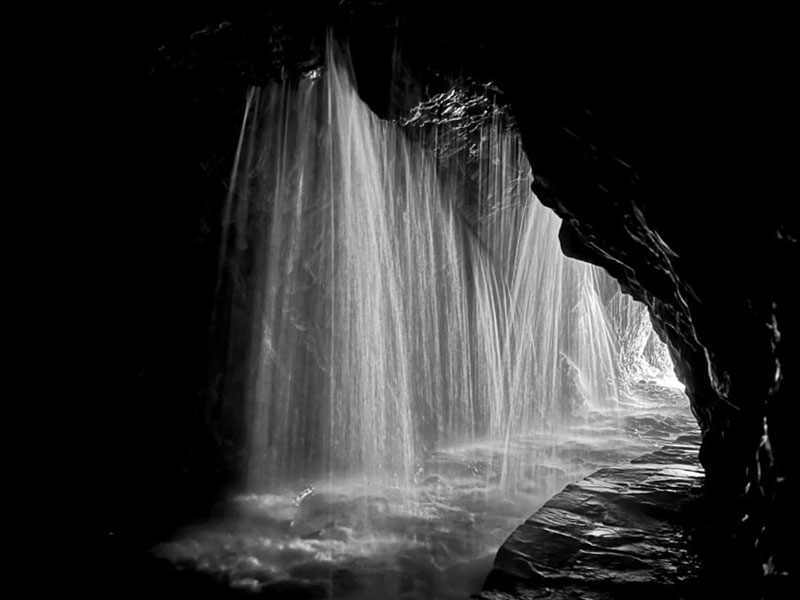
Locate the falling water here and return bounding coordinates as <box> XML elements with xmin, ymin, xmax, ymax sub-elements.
<box><xmin>162</xmin><ymin>42</ymin><xmax>691</xmax><ymax>599</ymax></box>
<box><xmin>216</xmin><ymin>44</ymin><xmax>649</xmax><ymax>495</ymax></box>
<box><xmin>607</xmin><ymin>289</ymin><xmax>677</xmax><ymax>387</ymax></box>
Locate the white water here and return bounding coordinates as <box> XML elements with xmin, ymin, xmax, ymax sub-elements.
<box><xmin>216</xmin><ymin>44</ymin><xmax>653</xmax><ymax>495</ymax></box>
<box><xmin>161</xmin><ymin>43</ymin><xmax>687</xmax><ymax>598</ymax></box>
<box><xmin>158</xmin><ymin>383</ymin><xmax>692</xmax><ymax>599</ymax></box>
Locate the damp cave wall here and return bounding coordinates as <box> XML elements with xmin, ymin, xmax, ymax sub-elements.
<box><xmin>487</xmin><ymin>22</ymin><xmax>795</xmax><ymax>581</ymax></box>
<box><xmin>129</xmin><ymin>3</ymin><xmax>794</xmax><ymax>580</ymax></box>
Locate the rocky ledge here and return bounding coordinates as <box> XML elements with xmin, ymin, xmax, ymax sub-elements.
<box><xmin>478</xmin><ymin>434</ymin><xmax>707</xmax><ymax>599</ymax></box>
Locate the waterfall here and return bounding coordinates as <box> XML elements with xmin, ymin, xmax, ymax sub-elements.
<box><xmin>217</xmin><ymin>43</ymin><xmax>671</xmax><ymax>495</ymax></box>
<box><xmin>607</xmin><ymin>290</ymin><xmax>677</xmax><ymax>386</ymax></box>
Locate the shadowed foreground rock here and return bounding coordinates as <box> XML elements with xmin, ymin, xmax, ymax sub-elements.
<box><xmin>478</xmin><ymin>434</ymin><xmax>707</xmax><ymax>599</ymax></box>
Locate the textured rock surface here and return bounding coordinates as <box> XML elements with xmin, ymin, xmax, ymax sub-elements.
<box><xmin>478</xmin><ymin>432</ymin><xmax>790</xmax><ymax>599</ymax></box>
<box><xmin>478</xmin><ymin>434</ymin><xmax>705</xmax><ymax>599</ymax></box>
<box><xmin>497</xmin><ymin>43</ymin><xmax>795</xmax><ymax>584</ymax></box>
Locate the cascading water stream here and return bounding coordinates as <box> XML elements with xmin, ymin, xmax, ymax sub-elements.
<box><xmin>218</xmin><ymin>44</ymin><xmax>638</xmax><ymax>496</ymax></box>
<box><xmin>159</xmin><ymin>41</ymin><xmax>689</xmax><ymax>599</ymax></box>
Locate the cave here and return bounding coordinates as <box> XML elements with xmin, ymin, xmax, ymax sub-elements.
<box><xmin>103</xmin><ymin>4</ymin><xmax>794</xmax><ymax>598</ymax></box>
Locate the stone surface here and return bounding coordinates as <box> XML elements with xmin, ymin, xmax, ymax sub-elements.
<box><xmin>478</xmin><ymin>434</ymin><xmax>705</xmax><ymax>599</ymax></box>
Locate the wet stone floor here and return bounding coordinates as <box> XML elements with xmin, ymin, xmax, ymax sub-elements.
<box><xmin>477</xmin><ymin>432</ymin><xmax>704</xmax><ymax>600</ymax></box>
<box><xmin>151</xmin><ymin>381</ymin><xmax>699</xmax><ymax>599</ymax></box>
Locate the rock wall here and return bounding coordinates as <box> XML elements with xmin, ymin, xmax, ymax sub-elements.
<box><xmin>491</xmin><ymin>33</ymin><xmax>795</xmax><ymax>584</ymax></box>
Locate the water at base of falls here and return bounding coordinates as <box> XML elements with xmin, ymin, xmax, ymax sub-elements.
<box><xmin>158</xmin><ymin>382</ymin><xmax>694</xmax><ymax>599</ymax></box>
<box><xmin>157</xmin><ymin>42</ymin><xmax>691</xmax><ymax>598</ymax></box>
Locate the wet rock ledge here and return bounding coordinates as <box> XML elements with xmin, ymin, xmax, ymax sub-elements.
<box><xmin>477</xmin><ymin>433</ymin><xmax>706</xmax><ymax>600</ymax></box>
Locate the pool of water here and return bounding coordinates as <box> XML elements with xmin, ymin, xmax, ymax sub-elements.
<box><xmin>155</xmin><ymin>380</ymin><xmax>696</xmax><ymax>599</ymax></box>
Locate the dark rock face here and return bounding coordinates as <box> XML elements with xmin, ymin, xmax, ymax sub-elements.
<box><xmin>131</xmin><ymin>3</ymin><xmax>794</xmax><ymax>586</ymax></box>
<box><xmin>495</xmin><ymin>43</ymin><xmax>795</xmax><ymax>583</ymax></box>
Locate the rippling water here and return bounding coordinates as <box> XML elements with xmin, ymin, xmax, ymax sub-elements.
<box><xmin>155</xmin><ymin>380</ymin><xmax>695</xmax><ymax>599</ymax></box>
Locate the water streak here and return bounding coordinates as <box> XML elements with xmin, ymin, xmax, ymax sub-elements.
<box><xmin>217</xmin><ymin>43</ymin><xmax>675</xmax><ymax>496</ymax></box>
